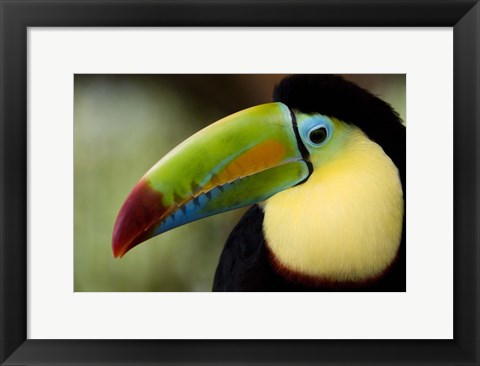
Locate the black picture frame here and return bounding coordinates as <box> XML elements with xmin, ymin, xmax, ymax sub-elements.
<box><xmin>1</xmin><ymin>1</ymin><xmax>479</xmax><ymax>365</ymax></box>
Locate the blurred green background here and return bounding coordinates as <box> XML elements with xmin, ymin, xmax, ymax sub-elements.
<box><xmin>74</xmin><ymin>74</ymin><xmax>406</xmax><ymax>292</ymax></box>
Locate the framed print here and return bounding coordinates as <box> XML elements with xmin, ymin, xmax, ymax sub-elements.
<box><xmin>1</xmin><ymin>1</ymin><xmax>479</xmax><ymax>365</ymax></box>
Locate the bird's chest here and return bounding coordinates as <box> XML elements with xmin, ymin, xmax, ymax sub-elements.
<box><xmin>262</xmin><ymin>143</ymin><xmax>404</xmax><ymax>284</ymax></box>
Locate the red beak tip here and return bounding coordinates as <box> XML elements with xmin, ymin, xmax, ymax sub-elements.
<box><xmin>110</xmin><ymin>178</ymin><xmax>165</xmax><ymax>259</ymax></box>
<box><xmin>112</xmin><ymin>246</ymin><xmax>122</xmax><ymax>258</ymax></box>
<box><xmin>112</xmin><ymin>240</ymin><xmax>123</xmax><ymax>258</ymax></box>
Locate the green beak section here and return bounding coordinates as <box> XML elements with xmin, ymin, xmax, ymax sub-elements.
<box><xmin>112</xmin><ymin>102</ymin><xmax>309</xmax><ymax>258</ymax></box>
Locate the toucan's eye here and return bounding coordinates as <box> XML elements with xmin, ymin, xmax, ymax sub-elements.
<box><xmin>296</xmin><ymin>114</ymin><xmax>332</xmax><ymax>148</ymax></box>
<box><xmin>309</xmin><ymin>126</ymin><xmax>328</xmax><ymax>145</ymax></box>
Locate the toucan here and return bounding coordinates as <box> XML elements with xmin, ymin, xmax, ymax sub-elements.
<box><xmin>112</xmin><ymin>75</ymin><xmax>406</xmax><ymax>291</ymax></box>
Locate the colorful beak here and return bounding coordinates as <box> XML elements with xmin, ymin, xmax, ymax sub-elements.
<box><xmin>112</xmin><ymin>102</ymin><xmax>310</xmax><ymax>258</ymax></box>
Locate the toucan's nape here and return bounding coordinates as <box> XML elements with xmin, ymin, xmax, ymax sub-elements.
<box><xmin>112</xmin><ymin>75</ymin><xmax>405</xmax><ymax>292</ymax></box>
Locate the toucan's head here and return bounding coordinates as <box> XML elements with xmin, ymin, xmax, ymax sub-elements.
<box><xmin>112</xmin><ymin>75</ymin><xmax>405</xmax><ymax>282</ymax></box>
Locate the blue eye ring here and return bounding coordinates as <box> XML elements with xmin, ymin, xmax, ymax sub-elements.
<box><xmin>307</xmin><ymin>125</ymin><xmax>329</xmax><ymax>146</ymax></box>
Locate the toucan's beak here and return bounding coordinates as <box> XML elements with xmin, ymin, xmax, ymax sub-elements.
<box><xmin>112</xmin><ymin>102</ymin><xmax>310</xmax><ymax>258</ymax></box>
